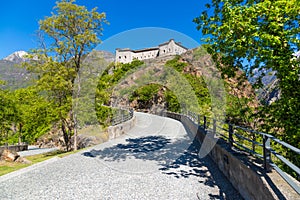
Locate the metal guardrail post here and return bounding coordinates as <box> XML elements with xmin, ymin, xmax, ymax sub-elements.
<box><xmin>229</xmin><ymin>124</ymin><xmax>233</xmax><ymax>148</ymax></box>
<box><xmin>213</xmin><ymin>119</ymin><xmax>216</xmax><ymax>134</ymax></box>
<box><xmin>263</xmin><ymin>134</ymin><xmax>272</xmax><ymax>172</ymax></box>
<box><xmin>203</xmin><ymin>116</ymin><xmax>207</xmax><ymax>130</ymax></box>
<box><xmin>252</xmin><ymin>134</ymin><xmax>256</xmax><ymax>153</ymax></box>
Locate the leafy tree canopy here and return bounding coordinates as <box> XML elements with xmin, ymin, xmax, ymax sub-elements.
<box><xmin>194</xmin><ymin>0</ymin><xmax>300</xmax><ymax>173</ymax></box>
<box><xmin>26</xmin><ymin>0</ymin><xmax>108</xmax><ymax>150</ymax></box>
<box><xmin>194</xmin><ymin>0</ymin><xmax>300</xmax><ymax>129</ymax></box>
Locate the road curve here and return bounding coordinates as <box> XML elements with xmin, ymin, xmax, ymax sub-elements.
<box><xmin>0</xmin><ymin>112</ymin><xmax>242</xmax><ymax>200</ymax></box>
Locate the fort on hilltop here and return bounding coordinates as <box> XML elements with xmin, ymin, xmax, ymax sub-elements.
<box><xmin>115</xmin><ymin>39</ymin><xmax>188</xmax><ymax>63</ymax></box>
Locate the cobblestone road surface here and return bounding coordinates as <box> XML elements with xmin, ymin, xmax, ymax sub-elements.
<box><xmin>0</xmin><ymin>112</ymin><xmax>242</xmax><ymax>200</ymax></box>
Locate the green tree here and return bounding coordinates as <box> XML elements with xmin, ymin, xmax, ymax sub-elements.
<box><xmin>0</xmin><ymin>88</ymin><xmax>16</xmax><ymax>145</ymax></box>
<box><xmin>95</xmin><ymin>60</ymin><xmax>144</xmax><ymax>126</ymax></box>
<box><xmin>12</xmin><ymin>87</ymin><xmax>54</xmax><ymax>144</ymax></box>
<box><xmin>194</xmin><ymin>0</ymin><xmax>300</xmax><ymax>170</ymax></box>
<box><xmin>28</xmin><ymin>0</ymin><xmax>108</xmax><ymax>150</ymax></box>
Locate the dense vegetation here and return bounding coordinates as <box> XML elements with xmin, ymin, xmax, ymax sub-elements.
<box><xmin>28</xmin><ymin>0</ymin><xmax>107</xmax><ymax>151</ymax></box>
<box><xmin>165</xmin><ymin>54</ymin><xmax>257</xmax><ymax>124</ymax></box>
<box><xmin>129</xmin><ymin>83</ymin><xmax>180</xmax><ymax>113</ymax></box>
<box><xmin>95</xmin><ymin>51</ymin><xmax>256</xmax><ymax>129</ymax></box>
<box><xmin>0</xmin><ymin>0</ymin><xmax>108</xmax><ymax>151</ymax></box>
<box><xmin>165</xmin><ymin>56</ymin><xmax>211</xmax><ymax>115</ymax></box>
<box><xmin>0</xmin><ymin>86</ymin><xmax>54</xmax><ymax>145</ymax></box>
<box><xmin>194</xmin><ymin>0</ymin><xmax>300</xmax><ymax>176</ymax></box>
<box><xmin>95</xmin><ymin>60</ymin><xmax>144</xmax><ymax>125</ymax></box>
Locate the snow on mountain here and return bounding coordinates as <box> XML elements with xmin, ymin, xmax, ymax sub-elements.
<box><xmin>3</xmin><ymin>51</ymin><xmax>28</xmax><ymax>63</ymax></box>
<box><xmin>293</xmin><ymin>50</ymin><xmax>300</xmax><ymax>58</ymax></box>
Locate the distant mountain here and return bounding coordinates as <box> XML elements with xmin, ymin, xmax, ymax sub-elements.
<box><xmin>249</xmin><ymin>68</ymin><xmax>276</xmax><ymax>86</ymax></box>
<box><xmin>96</xmin><ymin>50</ymin><xmax>115</xmax><ymax>63</ymax></box>
<box><xmin>3</xmin><ymin>51</ymin><xmax>28</xmax><ymax>63</ymax></box>
<box><xmin>248</xmin><ymin>67</ymin><xmax>279</xmax><ymax>105</ymax></box>
<box><xmin>0</xmin><ymin>50</ymin><xmax>115</xmax><ymax>90</ymax></box>
<box><xmin>0</xmin><ymin>50</ymin><xmax>31</xmax><ymax>90</ymax></box>
<box><xmin>84</xmin><ymin>50</ymin><xmax>115</xmax><ymax>64</ymax></box>
<box><xmin>0</xmin><ymin>59</ymin><xmax>33</xmax><ymax>90</ymax></box>
<box><xmin>250</xmin><ymin>52</ymin><xmax>300</xmax><ymax>105</ymax></box>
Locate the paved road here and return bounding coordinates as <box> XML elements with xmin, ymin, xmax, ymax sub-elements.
<box><xmin>18</xmin><ymin>146</ymin><xmax>59</xmax><ymax>157</ymax></box>
<box><xmin>0</xmin><ymin>112</ymin><xmax>242</xmax><ymax>200</ymax></box>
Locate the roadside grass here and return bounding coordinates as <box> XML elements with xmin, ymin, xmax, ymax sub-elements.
<box><xmin>78</xmin><ymin>125</ymin><xmax>109</xmax><ymax>141</ymax></box>
<box><xmin>0</xmin><ymin>125</ymin><xmax>108</xmax><ymax>176</ymax></box>
<box><xmin>0</xmin><ymin>150</ymin><xmax>74</xmax><ymax>176</ymax></box>
<box><xmin>78</xmin><ymin>125</ymin><xmax>110</xmax><ymax>146</ymax></box>
<box><xmin>0</xmin><ymin>161</ymin><xmax>31</xmax><ymax>176</ymax></box>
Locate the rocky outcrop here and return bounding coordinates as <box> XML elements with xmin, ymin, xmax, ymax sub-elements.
<box><xmin>35</xmin><ymin>127</ymin><xmax>65</xmax><ymax>149</ymax></box>
<box><xmin>1</xmin><ymin>149</ymin><xmax>19</xmax><ymax>162</ymax></box>
<box><xmin>15</xmin><ymin>156</ymin><xmax>32</xmax><ymax>164</ymax></box>
<box><xmin>112</xmin><ymin>48</ymin><xmax>258</xmax><ymax>115</ymax></box>
<box><xmin>36</xmin><ymin>125</ymin><xmax>106</xmax><ymax>150</ymax></box>
<box><xmin>0</xmin><ymin>149</ymin><xmax>31</xmax><ymax>164</ymax></box>
<box><xmin>75</xmin><ymin>134</ymin><xmax>104</xmax><ymax>149</ymax></box>
<box><xmin>257</xmin><ymin>78</ymin><xmax>281</xmax><ymax>105</ymax></box>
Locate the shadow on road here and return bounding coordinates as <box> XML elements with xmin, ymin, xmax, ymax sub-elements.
<box><xmin>82</xmin><ymin>134</ymin><xmax>242</xmax><ymax>199</ymax></box>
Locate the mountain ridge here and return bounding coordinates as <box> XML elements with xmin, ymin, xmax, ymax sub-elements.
<box><xmin>3</xmin><ymin>50</ymin><xmax>28</xmax><ymax>63</ymax></box>
<box><xmin>0</xmin><ymin>50</ymin><xmax>115</xmax><ymax>90</ymax></box>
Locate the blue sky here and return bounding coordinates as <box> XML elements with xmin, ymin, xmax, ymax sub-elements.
<box><xmin>0</xmin><ymin>0</ymin><xmax>209</xmax><ymax>59</ymax></box>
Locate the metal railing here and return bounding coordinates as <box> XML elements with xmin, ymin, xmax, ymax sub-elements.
<box><xmin>110</xmin><ymin>107</ymin><xmax>134</xmax><ymax>126</ymax></box>
<box><xmin>183</xmin><ymin>110</ymin><xmax>300</xmax><ymax>195</ymax></box>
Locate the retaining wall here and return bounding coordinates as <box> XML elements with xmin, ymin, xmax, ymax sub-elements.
<box><xmin>0</xmin><ymin>144</ymin><xmax>28</xmax><ymax>155</ymax></box>
<box><xmin>108</xmin><ymin>115</ymin><xmax>137</xmax><ymax>139</ymax></box>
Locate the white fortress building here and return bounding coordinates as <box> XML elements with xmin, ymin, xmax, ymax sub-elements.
<box><xmin>115</xmin><ymin>39</ymin><xmax>188</xmax><ymax>63</ymax></box>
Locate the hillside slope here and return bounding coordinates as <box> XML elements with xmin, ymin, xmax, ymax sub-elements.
<box><xmin>96</xmin><ymin>47</ymin><xmax>258</xmax><ymax>126</ymax></box>
<box><xmin>0</xmin><ymin>60</ymin><xmax>33</xmax><ymax>90</ymax></box>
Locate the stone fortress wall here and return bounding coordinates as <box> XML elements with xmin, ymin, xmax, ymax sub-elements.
<box><xmin>115</xmin><ymin>39</ymin><xmax>188</xmax><ymax>63</ymax></box>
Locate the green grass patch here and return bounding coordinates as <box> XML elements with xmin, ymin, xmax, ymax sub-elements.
<box><xmin>0</xmin><ymin>150</ymin><xmax>79</xmax><ymax>176</ymax></box>
<box><xmin>0</xmin><ymin>126</ymin><xmax>107</xmax><ymax>176</ymax></box>
<box><xmin>0</xmin><ymin>161</ymin><xmax>31</xmax><ymax>176</ymax></box>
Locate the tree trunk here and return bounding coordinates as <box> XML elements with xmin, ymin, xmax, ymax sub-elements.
<box><xmin>72</xmin><ymin>70</ymin><xmax>81</xmax><ymax>151</ymax></box>
<box><xmin>73</xmin><ymin>123</ymin><xmax>78</xmax><ymax>151</ymax></box>
<box><xmin>12</xmin><ymin>124</ymin><xmax>18</xmax><ymax>144</ymax></box>
<box><xmin>62</xmin><ymin>122</ymin><xmax>70</xmax><ymax>151</ymax></box>
<box><xmin>18</xmin><ymin>124</ymin><xmax>23</xmax><ymax>145</ymax></box>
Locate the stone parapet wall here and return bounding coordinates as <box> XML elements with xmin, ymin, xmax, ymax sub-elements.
<box><xmin>108</xmin><ymin>114</ymin><xmax>137</xmax><ymax>139</ymax></box>
<box><xmin>0</xmin><ymin>144</ymin><xmax>28</xmax><ymax>155</ymax></box>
